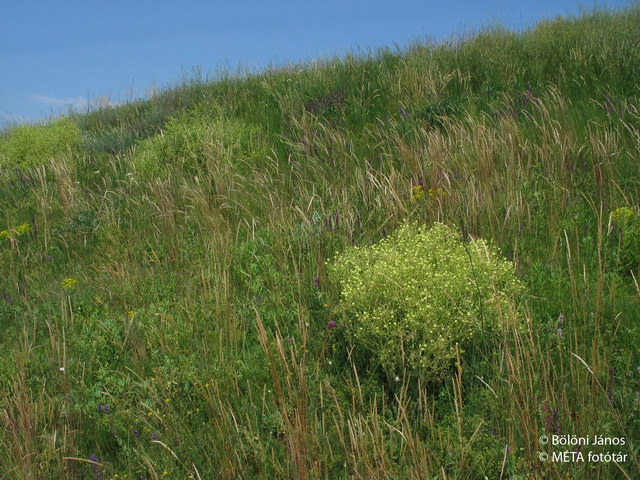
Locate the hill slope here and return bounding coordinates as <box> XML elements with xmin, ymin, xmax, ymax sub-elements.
<box><xmin>1</xmin><ymin>6</ymin><xmax>640</xmax><ymax>479</ymax></box>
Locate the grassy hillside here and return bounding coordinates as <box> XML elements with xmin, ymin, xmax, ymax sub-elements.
<box><xmin>1</xmin><ymin>6</ymin><xmax>640</xmax><ymax>479</ymax></box>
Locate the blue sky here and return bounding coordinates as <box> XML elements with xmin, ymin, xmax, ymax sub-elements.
<box><xmin>1</xmin><ymin>0</ymin><xmax>633</xmax><ymax>125</ymax></box>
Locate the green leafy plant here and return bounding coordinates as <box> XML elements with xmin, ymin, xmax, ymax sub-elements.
<box><xmin>415</xmin><ymin>96</ymin><xmax>469</xmax><ymax>131</ymax></box>
<box><xmin>0</xmin><ymin>118</ymin><xmax>81</xmax><ymax>168</ymax></box>
<box><xmin>327</xmin><ymin>222</ymin><xmax>522</xmax><ymax>382</ymax></box>
<box><xmin>133</xmin><ymin>101</ymin><xmax>264</xmax><ymax>175</ymax></box>
<box><xmin>610</xmin><ymin>206</ymin><xmax>640</xmax><ymax>273</ymax></box>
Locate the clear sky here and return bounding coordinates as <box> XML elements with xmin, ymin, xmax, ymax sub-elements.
<box><xmin>1</xmin><ymin>0</ymin><xmax>633</xmax><ymax>125</ymax></box>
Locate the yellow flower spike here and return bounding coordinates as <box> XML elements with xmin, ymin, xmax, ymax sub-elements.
<box><xmin>128</xmin><ymin>310</ymin><xmax>136</xmax><ymax>319</ymax></box>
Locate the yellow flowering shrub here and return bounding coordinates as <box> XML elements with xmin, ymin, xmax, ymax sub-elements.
<box><xmin>327</xmin><ymin>222</ymin><xmax>522</xmax><ymax>382</ymax></box>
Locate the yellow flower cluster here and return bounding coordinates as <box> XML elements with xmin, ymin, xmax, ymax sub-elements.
<box><xmin>428</xmin><ymin>187</ymin><xmax>446</xmax><ymax>198</ymax></box>
<box><xmin>61</xmin><ymin>278</ymin><xmax>78</xmax><ymax>290</ymax></box>
<box><xmin>0</xmin><ymin>223</ymin><xmax>30</xmax><ymax>240</ymax></box>
<box><xmin>327</xmin><ymin>222</ymin><xmax>521</xmax><ymax>382</ymax></box>
<box><xmin>611</xmin><ymin>207</ymin><xmax>636</xmax><ymax>226</ymax></box>
<box><xmin>411</xmin><ymin>185</ymin><xmax>446</xmax><ymax>201</ymax></box>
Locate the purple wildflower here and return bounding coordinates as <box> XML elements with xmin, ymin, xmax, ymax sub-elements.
<box><xmin>89</xmin><ymin>454</ymin><xmax>102</xmax><ymax>479</ymax></box>
<box><xmin>327</xmin><ymin>320</ymin><xmax>336</xmax><ymax>328</ymax></box>
<box><xmin>543</xmin><ymin>405</ymin><xmax>560</xmax><ymax>434</ymax></box>
<box><xmin>151</xmin><ymin>432</ymin><xmax>158</xmax><ymax>441</ymax></box>
<box><xmin>314</xmin><ymin>277</ymin><xmax>320</xmax><ymax>288</ymax></box>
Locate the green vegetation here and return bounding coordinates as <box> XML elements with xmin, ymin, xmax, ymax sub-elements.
<box><xmin>328</xmin><ymin>222</ymin><xmax>522</xmax><ymax>383</ymax></box>
<box><xmin>1</xmin><ymin>5</ymin><xmax>640</xmax><ymax>479</ymax></box>
<box><xmin>0</xmin><ymin>118</ymin><xmax>81</xmax><ymax>168</ymax></box>
<box><xmin>132</xmin><ymin>100</ymin><xmax>265</xmax><ymax>176</ymax></box>
<box><xmin>611</xmin><ymin>207</ymin><xmax>640</xmax><ymax>273</ymax></box>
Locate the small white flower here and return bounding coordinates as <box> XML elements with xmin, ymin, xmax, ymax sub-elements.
<box><xmin>328</xmin><ymin>360</ymin><xmax>333</xmax><ymax>365</ymax></box>
<box><xmin>394</xmin><ymin>376</ymin><xmax>400</xmax><ymax>382</ymax></box>
<box><xmin>59</xmin><ymin>367</ymin><xmax>65</xmax><ymax>372</ymax></box>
